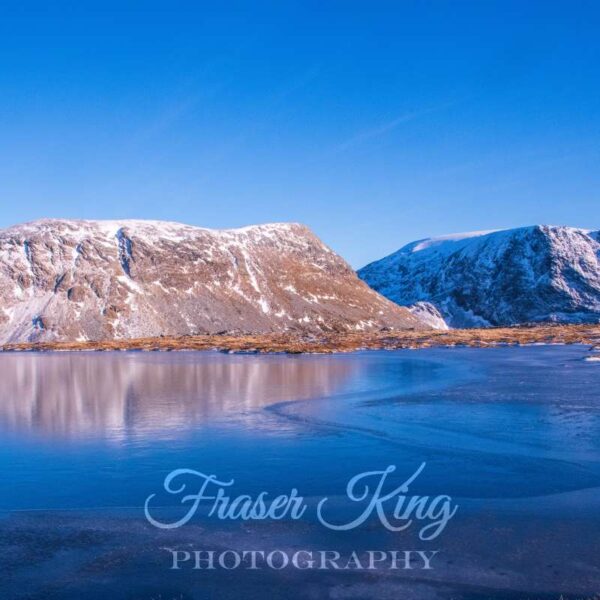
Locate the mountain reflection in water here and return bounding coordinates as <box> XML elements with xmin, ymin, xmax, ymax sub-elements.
<box><xmin>0</xmin><ymin>352</ymin><xmax>358</xmax><ymax>440</ymax></box>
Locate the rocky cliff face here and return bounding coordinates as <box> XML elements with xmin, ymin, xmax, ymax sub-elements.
<box><xmin>359</xmin><ymin>225</ymin><xmax>600</xmax><ymax>328</ymax></box>
<box><xmin>0</xmin><ymin>219</ymin><xmax>423</xmax><ymax>343</ymax></box>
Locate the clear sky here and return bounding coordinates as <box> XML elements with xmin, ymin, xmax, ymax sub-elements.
<box><xmin>1</xmin><ymin>1</ymin><xmax>599</xmax><ymax>267</ymax></box>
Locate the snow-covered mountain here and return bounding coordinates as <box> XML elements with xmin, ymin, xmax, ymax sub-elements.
<box><xmin>0</xmin><ymin>219</ymin><xmax>423</xmax><ymax>343</ymax></box>
<box><xmin>358</xmin><ymin>225</ymin><xmax>600</xmax><ymax>328</ymax></box>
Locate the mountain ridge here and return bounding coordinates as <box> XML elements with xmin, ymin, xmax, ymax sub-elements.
<box><xmin>0</xmin><ymin>218</ymin><xmax>424</xmax><ymax>343</ymax></box>
<box><xmin>359</xmin><ymin>224</ymin><xmax>600</xmax><ymax>328</ymax></box>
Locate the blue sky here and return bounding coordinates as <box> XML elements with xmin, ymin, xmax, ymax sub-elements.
<box><xmin>1</xmin><ymin>1</ymin><xmax>599</xmax><ymax>267</ymax></box>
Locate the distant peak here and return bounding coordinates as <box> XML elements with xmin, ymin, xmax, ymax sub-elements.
<box><xmin>396</xmin><ymin>225</ymin><xmax>594</xmax><ymax>255</ymax></box>
<box><xmin>358</xmin><ymin>222</ymin><xmax>600</xmax><ymax>329</ymax></box>
<box><xmin>403</xmin><ymin>229</ymin><xmax>505</xmax><ymax>253</ymax></box>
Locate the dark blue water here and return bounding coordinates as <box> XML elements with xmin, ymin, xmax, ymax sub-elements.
<box><xmin>1</xmin><ymin>346</ymin><xmax>600</xmax><ymax>599</ymax></box>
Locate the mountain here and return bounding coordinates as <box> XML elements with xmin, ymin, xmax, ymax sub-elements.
<box><xmin>0</xmin><ymin>219</ymin><xmax>424</xmax><ymax>343</ymax></box>
<box><xmin>358</xmin><ymin>225</ymin><xmax>600</xmax><ymax>328</ymax></box>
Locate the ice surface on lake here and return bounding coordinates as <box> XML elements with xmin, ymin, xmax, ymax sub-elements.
<box><xmin>1</xmin><ymin>346</ymin><xmax>599</xmax><ymax>599</ymax></box>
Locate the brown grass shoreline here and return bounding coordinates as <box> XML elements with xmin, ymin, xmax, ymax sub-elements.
<box><xmin>2</xmin><ymin>323</ymin><xmax>600</xmax><ymax>354</ymax></box>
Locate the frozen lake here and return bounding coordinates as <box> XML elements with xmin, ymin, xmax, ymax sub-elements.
<box><xmin>1</xmin><ymin>346</ymin><xmax>599</xmax><ymax>599</ymax></box>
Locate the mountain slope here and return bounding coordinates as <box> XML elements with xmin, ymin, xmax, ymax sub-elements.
<box><xmin>0</xmin><ymin>219</ymin><xmax>424</xmax><ymax>343</ymax></box>
<box><xmin>358</xmin><ymin>225</ymin><xmax>600</xmax><ymax>328</ymax></box>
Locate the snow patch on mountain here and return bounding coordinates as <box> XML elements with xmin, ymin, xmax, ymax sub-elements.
<box><xmin>406</xmin><ymin>302</ymin><xmax>449</xmax><ymax>330</ymax></box>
